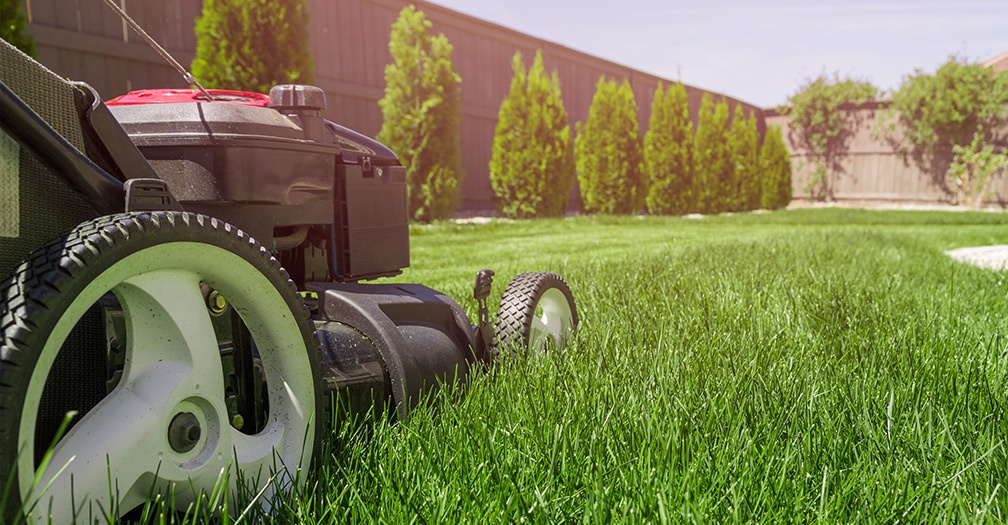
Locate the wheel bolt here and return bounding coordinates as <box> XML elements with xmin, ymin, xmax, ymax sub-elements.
<box><xmin>207</xmin><ymin>291</ymin><xmax>228</xmax><ymax>314</ymax></box>
<box><xmin>168</xmin><ymin>412</ymin><xmax>202</xmax><ymax>453</ymax></box>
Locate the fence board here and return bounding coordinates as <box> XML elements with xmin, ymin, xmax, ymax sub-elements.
<box><xmin>78</xmin><ymin>0</ymin><xmax>105</xmax><ymax>38</ymax></box>
<box><xmin>54</xmin><ymin>0</ymin><xmax>80</xmax><ymax>32</ymax></box>
<box><xmin>23</xmin><ymin>0</ymin><xmax>57</xmax><ymax>26</ymax></box>
<box><xmin>135</xmin><ymin>0</ymin><xmax>166</xmax><ymax>44</ymax></box>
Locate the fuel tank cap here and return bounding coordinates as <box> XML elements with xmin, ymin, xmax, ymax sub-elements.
<box><xmin>268</xmin><ymin>84</ymin><xmax>327</xmax><ymax>112</ymax></box>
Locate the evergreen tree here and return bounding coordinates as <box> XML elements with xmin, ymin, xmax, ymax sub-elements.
<box><xmin>575</xmin><ymin>78</ymin><xmax>644</xmax><ymax>214</ymax></box>
<box><xmin>712</xmin><ymin>100</ymin><xmax>734</xmax><ymax>212</ymax></box>
<box><xmin>760</xmin><ymin>125</ymin><xmax>793</xmax><ymax>210</ymax></box>
<box><xmin>728</xmin><ymin>106</ymin><xmax>762</xmax><ymax>211</ymax></box>
<box><xmin>692</xmin><ymin>93</ymin><xmax>730</xmax><ymax>214</ymax></box>
<box><xmin>377</xmin><ymin>6</ymin><xmax>463</xmax><ymax>222</ymax></box>
<box><xmin>191</xmin><ymin>0</ymin><xmax>314</xmax><ymax>93</ymax></box>
<box><xmin>742</xmin><ymin>113</ymin><xmax>762</xmax><ymax>210</ymax></box>
<box><xmin>727</xmin><ymin>105</ymin><xmax>748</xmax><ymax>211</ymax></box>
<box><xmin>1</xmin><ymin>0</ymin><xmax>35</xmax><ymax>57</ymax></box>
<box><xmin>644</xmin><ymin>83</ymin><xmax>693</xmax><ymax>215</ymax></box>
<box><xmin>489</xmin><ymin>50</ymin><xmax>574</xmax><ymax>219</ymax></box>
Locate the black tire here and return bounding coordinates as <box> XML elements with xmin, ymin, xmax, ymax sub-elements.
<box><xmin>1</xmin><ymin>212</ymin><xmax>325</xmax><ymax>522</ymax></box>
<box><xmin>495</xmin><ymin>272</ymin><xmax>578</xmax><ymax>355</ymax></box>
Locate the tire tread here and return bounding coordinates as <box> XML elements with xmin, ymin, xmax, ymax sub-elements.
<box><xmin>494</xmin><ymin>272</ymin><xmax>577</xmax><ymax>353</ymax></box>
<box><xmin>1</xmin><ymin>212</ymin><xmax>326</xmax><ymax>521</ymax></box>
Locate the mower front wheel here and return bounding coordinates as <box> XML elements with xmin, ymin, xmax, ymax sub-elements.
<box><xmin>1</xmin><ymin>212</ymin><xmax>324</xmax><ymax>522</ymax></box>
<box><xmin>495</xmin><ymin>272</ymin><xmax>578</xmax><ymax>355</ymax></box>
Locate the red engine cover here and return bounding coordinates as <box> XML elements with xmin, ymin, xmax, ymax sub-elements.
<box><xmin>106</xmin><ymin>89</ymin><xmax>269</xmax><ymax>106</ymax></box>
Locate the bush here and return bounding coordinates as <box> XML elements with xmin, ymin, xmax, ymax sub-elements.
<box><xmin>192</xmin><ymin>0</ymin><xmax>314</xmax><ymax>93</ymax></box>
<box><xmin>644</xmin><ymin>83</ymin><xmax>693</xmax><ymax>215</ymax></box>
<box><xmin>489</xmin><ymin>51</ymin><xmax>575</xmax><ymax>219</ymax></box>
<box><xmin>760</xmin><ymin>126</ymin><xmax>793</xmax><ymax>210</ymax></box>
<box><xmin>948</xmin><ymin>128</ymin><xmax>1008</xmax><ymax>208</ymax></box>
<box><xmin>575</xmin><ymin>78</ymin><xmax>644</xmax><ymax>214</ymax></box>
<box><xmin>885</xmin><ymin>56</ymin><xmax>1008</xmax><ymax>206</ymax></box>
<box><xmin>377</xmin><ymin>6</ymin><xmax>463</xmax><ymax>222</ymax></box>
<box><xmin>782</xmin><ymin>74</ymin><xmax>877</xmax><ymax>200</ymax></box>
<box><xmin>692</xmin><ymin>94</ymin><xmax>731</xmax><ymax>214</ymax></box>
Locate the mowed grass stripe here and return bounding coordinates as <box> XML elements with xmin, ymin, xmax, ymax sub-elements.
<box><xmin>328</xmin><ymin>209</ymin><xmax>1005</xmax><ymax>523</ymax></box>
<box><xmin>136</xmin><ymin>208</ymin><xmax>1008</xmax><ymax>523</ymax></box>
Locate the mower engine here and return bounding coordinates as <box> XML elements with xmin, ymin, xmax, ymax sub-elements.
<box><xmin>106</xmin><ymin>86</ymin><xmax>408</xmax><ymax>283</ymax></box>
<box><xmin>106</xmin><ymin>85</ymin><xmax>474</xmax><ymax>418</ymax></box>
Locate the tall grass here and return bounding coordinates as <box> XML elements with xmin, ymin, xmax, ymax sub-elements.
<box><xmin>315</xmin><ymin>209</ymin><xmax>1007</xmax><ymax>523</ymax></box>
<box><xmin>47</xmin><ymin>209</ymin><xmax>1008</xmax><ymax>522</ymax></box>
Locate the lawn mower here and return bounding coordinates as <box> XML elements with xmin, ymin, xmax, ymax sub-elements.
<box><xmin>0</xmin><ymin>35</ymin><xmax>577</xmax><ymax>521</ymax></box>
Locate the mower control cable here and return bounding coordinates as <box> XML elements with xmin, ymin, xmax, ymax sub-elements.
<box><xmin>99</xmin><ymin>0</ymin><xmax>215</xmax><ymax>102</ymax></box>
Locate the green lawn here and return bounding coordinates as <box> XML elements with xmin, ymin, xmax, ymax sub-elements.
<box><xmin>259</xmin><ymin>209</ymin><xmax>1008</xmax><ymax>522</ymax></box>
<box><xmin>292</xmin><ymin>208</ymin><xmax>1008</xmax><ymax>523</ymax></box>
<box><xmin>270</xmin><ymin>208</ymin><xmax>1006</xmax><ymax>523</ymax></box>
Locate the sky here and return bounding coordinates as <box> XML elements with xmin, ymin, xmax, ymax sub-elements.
<box><xmin>424</xmin><ymin>0</ymin><xmax>1007</xmax><ymax>108</ymax></box>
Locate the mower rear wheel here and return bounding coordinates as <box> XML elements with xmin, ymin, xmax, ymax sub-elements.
<box><xmin>0</xmin><ymin>212</ymin><xmax>324</xmax><ymax>522</ymax></box>
<box><xmin>495</xmin><ymin>272</ymin><xmax>578</xmax><ymax>354</ymax></box>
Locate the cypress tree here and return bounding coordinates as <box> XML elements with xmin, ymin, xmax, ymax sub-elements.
<box><xmin>575</xmin><ymin>78</ymin><xmax>644</xmax><ymax>214</ymax></box>
<box><xmin>644</xmin><ymin>83</ymin><xmax>693</xmax><ymax>215</ymax></box>
<box><xmin>713</xmin><ymin>100</ymin><xmax>734</xmax><ymax>213</ymax></box>
<box><xmin>377</xmin><ymin>6</ymin><xmax>463</xmax><ymax>222</ymax></box>
<box><xmin>490</xmin><ymin>53</ymin><xmax>531</xmax><ymax>217</ymax></box>
<box><xmin>191</xmin><ymin>0</ymin><xmax>314</xmax><ymax>93</ymax></box>
<box><xmin>1</xmin><ymin>0</ymin><xmax>35</xmax><ymax>57</ymax></box>
<box><xmin>489</xmin><ymin>50</ymin><xmax>574</xmax><ymax>218</ymax></box>
<box><xmin>742</xmin><ymin>113</ymin><xmax>762</xmax><ymax>210</ymax></box>
<box><xmin>728</xmin><ymin>105</ymin><xmax>762</xmax><ymax>211</ymax></box>
<box><xmin>760</xmin><ymin>126</ymin><xmax>793</xmax><ymax>210</ymax></box>
<box><xmin>538</xmin><ymin>57</ymin><xmax>576</xmax><ymax>216</ymax></box>
<box><xmin>692</xmin><ymin>93</ymin><xmax>730</xmax><ymax>214</ymax></box>
<box><xmin>727</xmin><ymin>105</ymin><xmax>748</xmax><ymax>211</ymax></box>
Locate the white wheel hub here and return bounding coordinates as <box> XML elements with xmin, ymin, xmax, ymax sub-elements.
<box><xmin>19</xmin><ymin>242</ymin><xmax>315</xmax><ymax>521</ymax></box>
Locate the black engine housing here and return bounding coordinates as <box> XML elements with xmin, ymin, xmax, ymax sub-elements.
<box><xmin>108</xmin><ymin>85</ymin><xmax>410</xmax><ymax>283</ymax></box>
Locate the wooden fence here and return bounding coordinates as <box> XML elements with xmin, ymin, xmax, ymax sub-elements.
<box><xmin>22</xmin><ymin>0</ymin><xmax>760</xmax><ymax>211</ymax></box>
<box><xmin>27</xmin><ymin>1</ymin><xmax>992</xmax><ymax>210</ymax></box>
<box><xmin>765</xmin><ymin>104</ymin><xmax>1008</xmax><ymax>207</ymax></box>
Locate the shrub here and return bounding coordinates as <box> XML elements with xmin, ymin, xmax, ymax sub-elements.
<box><xmin>760</xmin><ymin>126</ymin><xmax>793</xmax><ymax>210</ymax></box>
<box><xmin>192</xmin><ymin>0</ymin><xmax>314</xmax><ymax>93</ymax></box>
<box><xmin>575</xmin><ymin>78</ymin><xmax>644</xmax><ymax>214</ymax></box>
<box><xmin>644</xmin><ymin>83</ymin><xmax>693</xmax><ymax>215</ymax></box>
<box><xmin>884</xmin><ymin>56</ymin><xmax>1008</xmax><ymax>206</ymax></box>
<box><xmin>948</xmin><ymin>128</ymin><xmax>1008</xmax><ymax>208</ymax></box>
<box><xmin>781</xmin><ymin>73</ymin><xmax>877</xmax><ymax>200</ymax></box>
<box><xmin>489</xmin><ymin>51</ymin><xmax>575</xmax><ymax>219</ymax></box>
<box><xmin>377</xmin><ymin>6</ymin><xmax>463</xmax><ymax>222</ymax></box>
